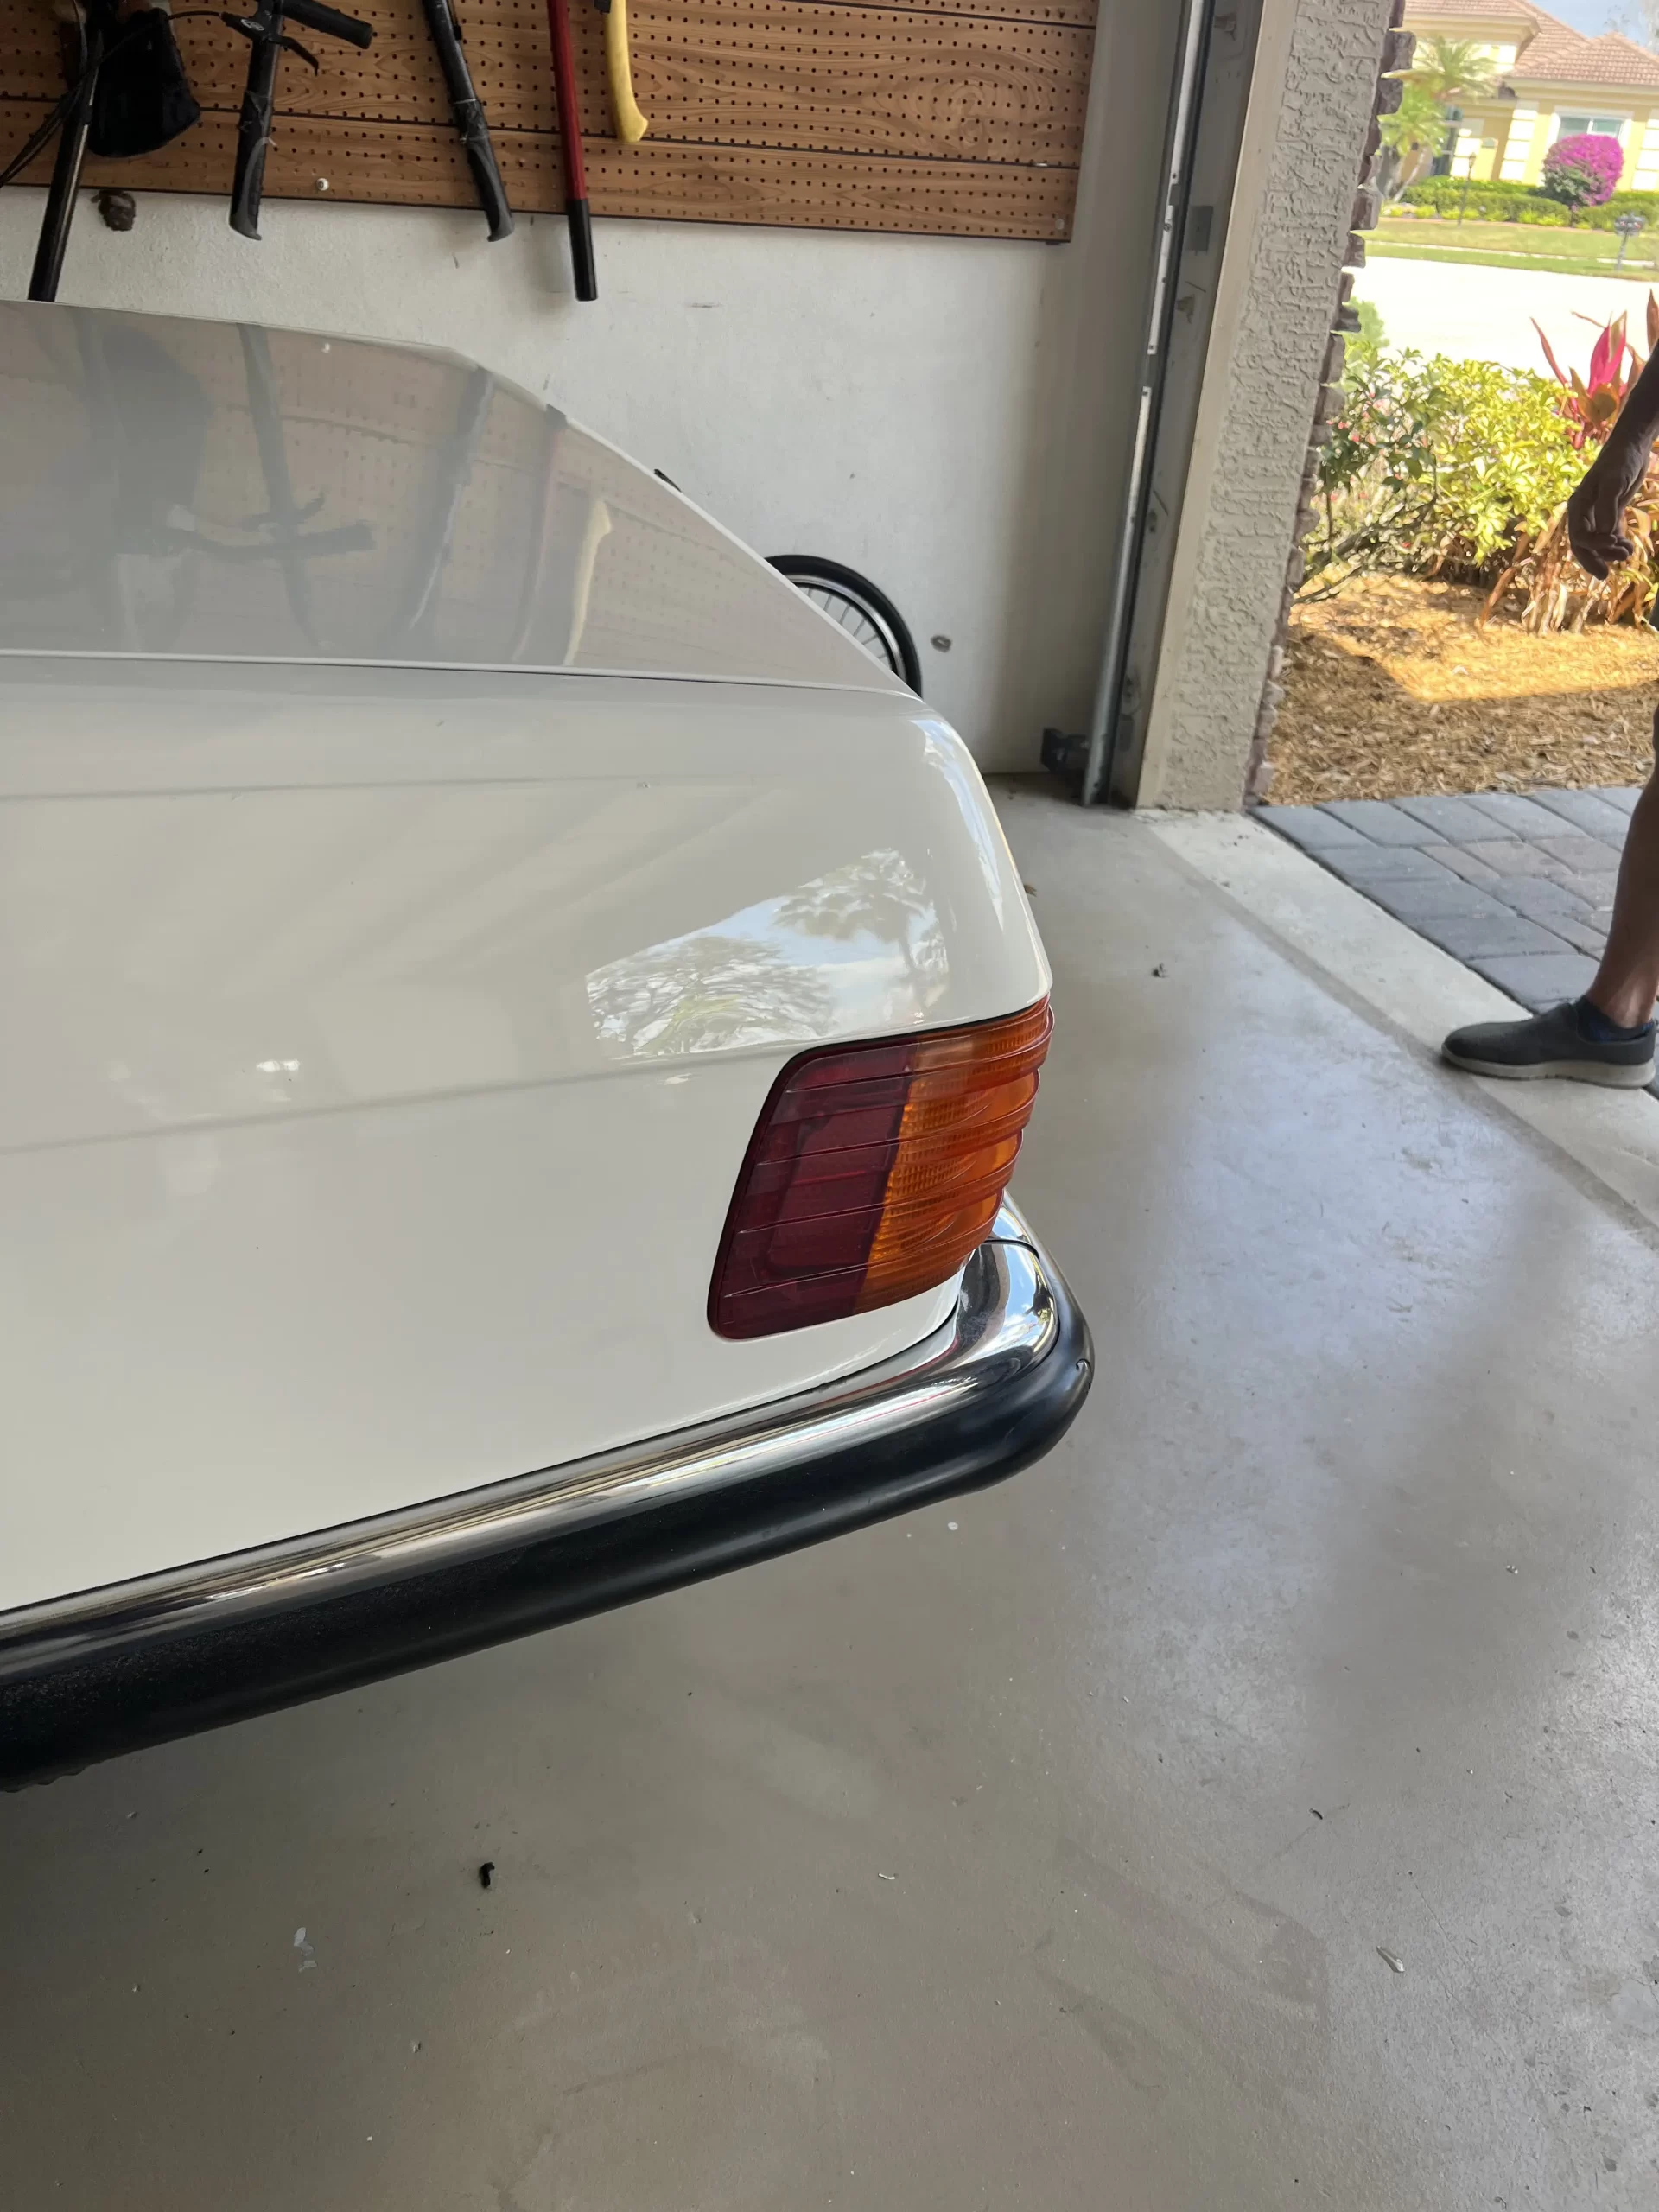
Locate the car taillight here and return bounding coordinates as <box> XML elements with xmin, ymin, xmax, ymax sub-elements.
<box><xmin>709</xmin><ymin>1000</ymin><xmax>1052</xmax><ymax>1340</ymax></box>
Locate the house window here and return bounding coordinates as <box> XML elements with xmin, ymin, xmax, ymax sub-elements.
<box><xmin>1555</xmin><ymin>114</ymin><xmax>1628</xmax><ymax>141</ymax></box>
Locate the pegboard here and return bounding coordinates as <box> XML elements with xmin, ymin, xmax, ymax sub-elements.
<box><xmin>0</xmin><ymin>0</ymin><xmax>1096</xmax><ymax>239</ymax></box>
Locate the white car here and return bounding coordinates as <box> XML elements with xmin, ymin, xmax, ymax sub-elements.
<box><xmin>0</xmin><ymin>306</ymin><xmax>1090</xmax><ymax>1783</ymax></box>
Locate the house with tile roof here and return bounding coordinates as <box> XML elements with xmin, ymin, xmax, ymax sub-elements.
<box><xmin>1405</xmin><ymin>2</ymin><xmax>1659</xmax><ymax>188</ymax></box>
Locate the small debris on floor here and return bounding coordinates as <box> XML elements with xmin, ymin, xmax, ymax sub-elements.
<box><xmin>1151</xmin><ymin>963</ymin><xmax>1166</xmax><ymax>978</ymax></box>
<box><xmin>947</xmin><ymin>1520</ymin><xmax>959</xmax><ymax>1531</ymax></box>
<box><xmin>877</xmin><ymin>1872</ymin><xmax>897</xmax><ymax>1882</ymax></box>
<box><xmin>1376</xmin><ymin>1947</ymin><xmax>1406</xmax><ymax>1974</ymax></box>
<box><xmin>477</xmin><ymin>1861</ymin><xmax>495</xmax><ymax>1890</ymax></box>
<box><xmin>1022</xmin><ymin>880</ymin><xmax>1037</xmax><ymax>895</ymax></box>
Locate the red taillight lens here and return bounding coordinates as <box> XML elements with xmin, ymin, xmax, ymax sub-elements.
<box><xmin>709</xmin><ymin>1001</ymin><xmax>1052</xmax><ymax>1340</ymax></box>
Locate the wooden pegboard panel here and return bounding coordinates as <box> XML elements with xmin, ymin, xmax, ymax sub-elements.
<box><xmin>0</xmin><ymin>0</ymin><xmax>1096</xmax><ymax>238</ymax></box>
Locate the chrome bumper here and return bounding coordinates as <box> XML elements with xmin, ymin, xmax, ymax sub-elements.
<box><xmin>0</xmin><ymin>1200</ymin><xmax>1090</xmax><ymax>1784</ymax></box>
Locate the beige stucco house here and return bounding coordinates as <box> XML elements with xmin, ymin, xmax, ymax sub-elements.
<box><xmin>1405</xmin><ymin>1</ymin><xmax>1659</xmax><ymax>187</ymax></box>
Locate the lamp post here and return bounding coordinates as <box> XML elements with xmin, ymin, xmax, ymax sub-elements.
<box><xmin>1457</xmin><ymin>147</ymin><xmax>1478</xmax><ymax>223</ymax></box>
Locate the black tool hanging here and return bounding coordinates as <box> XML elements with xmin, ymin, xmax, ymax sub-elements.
<box><xmin>9</xmin><ymin>0</ymin><xmax>200</xmax><ymax>302</ymax></box>
<box><xmin>420</xmin><ymin>0</ymin><xmax>513</xmax><ymax>241</ymax></box>
<box><xmin>26</xmin><ymin>0</ymin><xmax>110</xmax><ymax>302</ymax></box>
<box><xmin>221</xmin><ymin>0</ymin><xmax>374</xmax><ymax>238</ymax></box>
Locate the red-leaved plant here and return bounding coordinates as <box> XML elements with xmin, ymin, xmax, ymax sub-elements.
<box><xmin>1480</xmin><ymin>292</ymin><xmax>1659</xmax><ymax>626</ymax></box>
<box><xmin>1532</xmin><ymin>300</ymin><xmax>1653</xmax><ymax>448</ymax></box>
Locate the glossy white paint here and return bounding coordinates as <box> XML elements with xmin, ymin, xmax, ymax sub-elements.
<box><xmin>0</xmin><ymin>644</ymin><xmax>1048</xmax><ymax>1609</ymax></box>
<box><xmin>0</xmin><ymin>303</ymin><xmax>901</xmax><ymax>691</ymax></box>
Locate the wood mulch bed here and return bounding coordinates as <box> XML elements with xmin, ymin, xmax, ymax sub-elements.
<box><xmin>1267</xmin><ymin>574</ymin><xmax>1659</xmax><ymax>804</ymax></box>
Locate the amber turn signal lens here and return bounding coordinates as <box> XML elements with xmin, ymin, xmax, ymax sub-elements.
<box><xmin>709</xmin><ymin>1001</ymin><xmax>1052</xmax><ymax>1340</ymax></box>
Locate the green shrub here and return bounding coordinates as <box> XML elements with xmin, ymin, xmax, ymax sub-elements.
<box><xmin>1429</xmin><ymin>359</ymin><xmax>1585</xmax><ymax>565</ymax></box>
<box><xmin>1395</xmin><ymin>180</ymin><xmax>1659</xmax><ymax>231</ymax></box>
<box><xmin>1581</xmin><ymin>190</ymin><xmax>1659</xmax><ymax>230</ymax></box>
<box><xmin>1310</xmin><ymin>350</ymin><xmax>1583</xmax><ymax>593</ymax></box>
<box><xmin>1398</xmin><ymin>178</ymin><xmax>1533</xmax><ymax>220</ymax></box>
<box><xmin>1399</xmin><ymin>177</ymin><xmax>1534</xmax><ymax>205</ymax></box>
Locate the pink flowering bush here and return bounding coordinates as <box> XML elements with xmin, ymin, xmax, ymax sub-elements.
<box><xmin>1541</xmin><ymin>133</ymin><xmax>1625</xmax><ymax>219</ymax></box>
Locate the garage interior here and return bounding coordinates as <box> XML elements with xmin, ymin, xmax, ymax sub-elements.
<box><xmin>7</xmin><ymin>787</ymin><xmax>1657</xmax><ymax>2208</ymax></box>
<box><xmin>8</xmin><ymin>0</ymin><xmax>1659</xmax><ymax>2203</ymax></box>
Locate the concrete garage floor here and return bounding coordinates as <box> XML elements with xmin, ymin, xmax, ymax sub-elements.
<box><xmin>5</xmin><ymin>793</ymin><xmax>1659</xmax><ymax>2209</ymax></box>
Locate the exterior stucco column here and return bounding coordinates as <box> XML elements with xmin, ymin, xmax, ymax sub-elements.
<box><xmin>1138</xmin><ymin>0</ymin><xmax>1401</xmax><ymax>810</ymax></box>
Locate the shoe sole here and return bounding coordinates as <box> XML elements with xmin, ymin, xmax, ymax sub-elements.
<box><xmin>1442</xmin><ymin>1047</ymin><xmax>1656</xmax><ymax>1088</ymax></box>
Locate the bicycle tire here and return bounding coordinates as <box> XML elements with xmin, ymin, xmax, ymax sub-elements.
<box><xmin>766</xmin><ymin>555</ymin><xmax>923</xmax><ymax>694</ymax></box>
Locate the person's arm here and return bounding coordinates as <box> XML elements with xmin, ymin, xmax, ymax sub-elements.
<box><xmin>1567</xmin><ymin>347</ymin><xmax>1659</xmax><ymax>576</ymax></box>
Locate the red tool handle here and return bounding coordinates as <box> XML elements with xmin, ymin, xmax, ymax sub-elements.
<box><xmin>543</xmin><ymin>0</ymin><xmax>596</xmax><ymax>299</ymax></box>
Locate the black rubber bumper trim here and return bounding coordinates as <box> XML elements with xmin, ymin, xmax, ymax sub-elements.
<box><xmin>0</xmin><ymin>1266</ymin><xmax>1090</xmax><ymax>1788</ymax></box>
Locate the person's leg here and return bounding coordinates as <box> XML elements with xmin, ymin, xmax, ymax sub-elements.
<box><xmin>1442</xmin><ymin>749</ymin><xmax>1659</xmax><ymax>1086</ymax></box>
<box><xmin>1585</xmin><ymin>766</ymin><xmax>1659</xmax><ymax>1027</ymax></box>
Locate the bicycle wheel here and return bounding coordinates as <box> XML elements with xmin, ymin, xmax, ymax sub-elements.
<box><xmin>766</xmin><ymin>555</ymin><xmax>923</xmax><ymax>693</ymax></box>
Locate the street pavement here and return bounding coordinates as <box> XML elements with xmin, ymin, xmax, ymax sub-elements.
<box><xmin>1357</xmin><ymin>252</ymin><xmax>1659</xmax><ymax>372</ymax></box>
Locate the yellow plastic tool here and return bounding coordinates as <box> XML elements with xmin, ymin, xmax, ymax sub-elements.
<box><xmin>601</xmin><ymin>0</ymin><xmax>648</xmax><ymax>143</ymax></box>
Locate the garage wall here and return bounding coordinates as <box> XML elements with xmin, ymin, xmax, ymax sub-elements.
<box><xmin>1137</xmin><ymin>0</ymin><xmax>1395</xmax><ymax>810</ymax></box>
<box><xmin>0</xmin><ymin>4</ymin><xmax>1178</xmax><ymax>771</ymax></box>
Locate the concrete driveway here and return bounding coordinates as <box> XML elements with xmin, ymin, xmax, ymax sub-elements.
<box><xmin>1358</xmin><ymin>251</ymin><xmax>1659</xmax><ymax>371</ymax></box>
<box><xmin>3</xmin><ymin>792</ymin><xmax>1658</xmax><ymax>2209</ymax></box>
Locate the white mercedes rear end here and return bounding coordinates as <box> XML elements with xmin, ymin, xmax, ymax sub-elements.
<box><xmin>0</xmin><ymin>307</ymin><xmax>1090</xmax><ymax>1782</ymax></box>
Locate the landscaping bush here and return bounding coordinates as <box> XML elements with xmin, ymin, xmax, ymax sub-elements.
<box><xmin>1582</xmin><ymin>190</ymin><xmax>1659</xmax><ymax>230</ymax></box>
<box><xmin>1429</xmin><ymin>359</ymin><xmax>1587</xmax><ymax>566</ymax></box>
<box><xmin>1397</xmin><ymin>177</ymin><xmax>1534</xmax><ymax>220</ymax></box>
<box><xmin>1305</xmin><ymin>349</ymin><xmax>1642</xmax><ymax>623</ymax></box>
<box><xmin>1395</xmin><ymin>181</ymin><xmax>1659</xmax><ymax>231</ymax></box>
<box><xmin>1541</xmin><ymin>132</ymin><xmax>1625</xmax><ymax>217</ymax></box>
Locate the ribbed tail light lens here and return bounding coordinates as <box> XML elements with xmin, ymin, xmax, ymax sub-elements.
<box><xmin>709</xmin><ymin>1000</ymin><xmax>1052</xmax><ymax>1340</ymax></box>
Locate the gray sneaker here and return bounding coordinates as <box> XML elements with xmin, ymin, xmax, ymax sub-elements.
<box><xmin>1442</xmin><ymin>1001</ymin><xmax>1656</xmax><ymax>1086</ymax></box>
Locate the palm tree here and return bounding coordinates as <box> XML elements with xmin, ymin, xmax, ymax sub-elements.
<box><xmin>1408</xmin><ymin>35</ymin><xmax>1498</xmax><ymax>107</ymax></box>
<box><xmin>1380</xmin><ymin>78</ymin><xmax>1454</xmax><ymax>196</ymax></box>
<box><xmin>1395</xmin><ymin>36</ymin><xmax>1500</xmax><ymax>189</ymax></box>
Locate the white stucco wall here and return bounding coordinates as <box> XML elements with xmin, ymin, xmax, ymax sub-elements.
<box><xmin>0</xmin><ymin>3</ymin><xmax>1179</xmax><ymax>770</ymax></box>
<box><xmin>1139</xmin><ymin>0</ymin><xmax>1395</xmax><ymax>810</ymax></box>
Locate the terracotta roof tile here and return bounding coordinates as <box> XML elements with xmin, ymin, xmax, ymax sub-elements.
<box><xmin>1405</xmin><ymin>2</ymin><xmax>1560</xmax><ymax>22</ymax></box>
<box><xmin>1405</xmin><ymin>3</ymin><xmax>1659</xmax><ymax>91</ymax></box>
<box><xmin>1508</xmin><ymin>30</ymin><xmax>1659</xmax><ymax>89</ymax></box>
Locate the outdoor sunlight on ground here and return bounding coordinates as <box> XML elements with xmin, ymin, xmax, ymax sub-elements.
<box><xmin>1269</xmin><ymin>575</ymin><xmax>1659</xmax><ymax>804</ymax></box>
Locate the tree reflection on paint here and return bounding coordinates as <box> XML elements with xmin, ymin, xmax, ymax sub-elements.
<box><xmin>588</xmin><ymin>931</ymin><xmax>834</xmax><ymax>1056</ymax></box>
<box><xmin>586</xmin><ymin>849</ymin><xmax>946</xmax><ymax>1058</ymax></box>
<box><xmin>774</xmin><ymin>848</ymin><xmax>946</xmax><ymax>1000</ymax></box>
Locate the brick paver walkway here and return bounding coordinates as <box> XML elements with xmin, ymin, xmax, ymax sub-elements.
<box><xmin>1259</xmin><ymin>789</ymin><xmax>1640</xmax><ymax>1011</ymax></box>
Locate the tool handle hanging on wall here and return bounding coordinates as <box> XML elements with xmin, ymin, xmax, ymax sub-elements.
<box><xmin>224</xmin><ymin>0</ymin><xmax>372</xmax><ymax>239</ymax></box>
<box><xmin>420</xmin><ymin>0</ymin><xmax>513</xmax><ymax>239</ymax></box>
<box><xmin>594</xmin><ymin>0</ymin><xmax>647</xmax><ymax>144</ymax></box>
<box><xmin>12</xmin><ymin>0</ymin><xmax>204</xmax><ymax>301</ymax></box>
<box><xmin>542</xmin><ymin>0</ymin><xmax>596</xmax><ymax>300</ymax></box>
<box><xmin>27</xmin><ymin>2</ymin><xmax>107</xmax><ymax>301</ymax></box>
